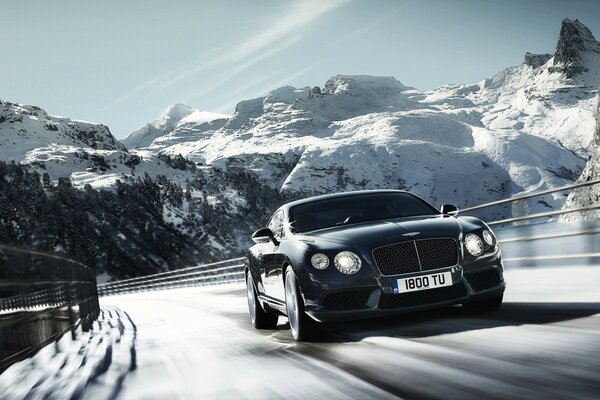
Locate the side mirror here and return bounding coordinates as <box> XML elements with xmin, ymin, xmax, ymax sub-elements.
<box><xmin>252</xmin><ymin>227</ymin><xmax>279</xmax><ymax>245</ymax></box>
<box><xmin>440</xmin><ymin>204</ymin><xmax>459</xmax><ymax>216</ymax></box>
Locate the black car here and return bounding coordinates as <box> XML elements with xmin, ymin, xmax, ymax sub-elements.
<box><xmin>245</xmin><ymin>190</ymin><xmax>505</xmax><ymax>341</ymax></box>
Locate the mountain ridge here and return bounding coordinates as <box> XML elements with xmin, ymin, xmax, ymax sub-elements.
<box><xmin>121</xmin><ymin>18</ymin><xmax>600</xmax><ymax>219</ymax></box>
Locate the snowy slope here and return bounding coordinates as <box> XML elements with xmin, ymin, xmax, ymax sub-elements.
<box><xmin>0</xmin><ymin>100</ymin><xmax>125</xmax><ymax>155</ymax></box>
<box><xmin>562</xmin><ymin>91</ymin><xmax>600</xmax><ymax>221</ymax></box>
<box><xmin>122</xmin><ymin>103</ymin><xmax>230</xmax><ymax>150</ymax></box>
<box><xmin>124</xmin><ymin>19</ymin><xmax>599</xmax><ymax>219</ymax></box>
<box><xmin>0</xmin><ymin>100</ymin><xmax>200</xmax><ymax>189</ymax></box>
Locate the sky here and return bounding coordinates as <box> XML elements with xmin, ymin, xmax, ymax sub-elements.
<box><xmin>1</xmin><ymin>0</ymin><xmax>599</xmax><ymax>139</ymax></box>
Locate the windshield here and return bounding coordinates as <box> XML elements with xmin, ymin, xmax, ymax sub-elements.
<box><xmin>289</xmin><ymin>192</ymin><xmax>440</xmax><ymax>233</ymax></box>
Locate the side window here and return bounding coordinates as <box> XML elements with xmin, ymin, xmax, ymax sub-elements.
<box><xmin>267</xmin><ymin>210</ymin><xmax>285</xmax><ymax>240</ymax></box>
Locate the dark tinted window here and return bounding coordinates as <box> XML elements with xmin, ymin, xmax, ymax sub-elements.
<box><xmin>289</xmin><ymin>192</ymin><xmax>439</xmax><ymax>233</ymax></box>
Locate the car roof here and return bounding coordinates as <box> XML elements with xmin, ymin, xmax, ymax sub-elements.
<box><xmin>281</xmin><ymin>189</ymin><xmax>411</xmax><ymax>212</ymax></box>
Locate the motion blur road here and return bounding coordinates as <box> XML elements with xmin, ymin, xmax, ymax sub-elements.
<box><xmin>104</xmin><ymin>265</ymin><xmax>600</xmax><ymax>400</ymax></box>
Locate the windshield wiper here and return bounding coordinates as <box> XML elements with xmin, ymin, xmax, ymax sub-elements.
<box><xmin>335</xmin><ymin>215</ymin><xmax>364</xmax><ymax>226</ymax></box>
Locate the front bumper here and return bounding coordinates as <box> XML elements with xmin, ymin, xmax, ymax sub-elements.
<box><xmin>303</xmin><ymin>264</ymin><xmax>505</xmax><ymax>323</ymax></box>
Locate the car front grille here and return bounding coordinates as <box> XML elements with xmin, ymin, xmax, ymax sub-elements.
<box><xmin>323</xmin><ymin>289</ymin><xmax>373</xmax><ymax>310</ymax></box>
<box><xmin>378</xmin><ymin>282</ymin><xmax>467</xmax><ymax>309</ymax></box>
<box><xmin>372</xmin><ymin>238</ymin><xmax>458</xmax><ymax>276</ymax></box>
<box><xmin>465</xmin><ymin>268</ymin><xmax>501</xmax><ymax>291</ymax></box>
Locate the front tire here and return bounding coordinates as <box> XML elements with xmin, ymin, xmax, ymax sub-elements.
<box><xmin>462</xmin><ymin>294</ymin><xmax>503</xmax><ymax>312</ymax></box>
<box><xmin>246</xmin><ymin>272</ymin><xmax>278</xmax><ymax>329</ymax></box>
<box><xmin>285</xmin><ymin>266</ymin><xmax>321</xmax><ymax>341</ymax></box>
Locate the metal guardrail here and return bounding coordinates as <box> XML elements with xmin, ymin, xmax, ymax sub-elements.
<box><xmin>503</xmin><ymin>252</ymin><xmax>600</xmax><ymax>262</ymax></box>
<box><xmin>98</xmin><ymin>258</ymin><xmax>246</xmax><ymax>296</ymax></box>
<box><xmin>463</xmin><ymin>178</ymin><xmax>600</xmax><ymax>226</ymax></box>
<box><xmin>466</xmin><ymin>178</ymin><xmax>600</xmax><ymax>264</ymax></box>
<box><xmin>497</xmin><ymin>226</ymin><xmax>600</xmax><ymax>244</ymax></box>
<box><xmin>488</xmin><ymin>204</ymin><xmax>600</xmax><ymax>226</ymax></box>
<box><xmin>0</xmin><ymin>244</ymin><xmax>100</xmax><ymax>373</ymax></box>
<box><xmin>462</xmin><ymin>178</ymin><xmax>600</xmax><ymax>213</ymax></box>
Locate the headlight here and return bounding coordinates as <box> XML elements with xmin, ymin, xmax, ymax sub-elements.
<box><xmin>334</xmin><ymin>251</ymin><xmax>361</xmax><ymax>274</ymax></box>
<box><xmin>464</xmin><ymin>233</ymin><xmax>483</xmax><ymax>256</ymax></box>
<box><xmin>482</xmin><ymin>230</ymin><xmax>495</xmax><ymax>246</ymax></box>
<box><xmin>311</xmin><ymin>253</ymin><xmax>329</xmax><ymax>270</ymax></box>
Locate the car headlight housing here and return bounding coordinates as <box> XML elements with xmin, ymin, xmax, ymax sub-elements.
<box><xmin>464</xmin><ymin>233</ymin><xmax>483</xmax><ymax>256</ymax></box>
<box><xmin>311</xmin><ymin>253</ymin><xmax>329</xmax><ymax>270</ymax></box>
<box><xmin>482</xmin><ymin>230</ymin><xmax>495</xmax><ymax>246</ymax></box>
<box><xmin>334</xmin><ymin>251</ymin><xmax>361</xmax><ymax>274</ymax></box>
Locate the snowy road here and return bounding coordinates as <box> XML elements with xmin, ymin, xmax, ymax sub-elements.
<box><xmin>102</xmin><ymin>266</ymin><xmax>600</xmax><ymax>400</ymax></box>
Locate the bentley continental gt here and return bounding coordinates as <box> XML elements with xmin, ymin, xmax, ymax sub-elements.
<box><xmin>245</xmin><ymin>190</ymin><xmax>505</xmax><ymax>341</ymax></box>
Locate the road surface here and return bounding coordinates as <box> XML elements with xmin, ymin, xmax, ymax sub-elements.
<box><xmin>100</xmin><ymin>265</ymin><xmax>600</xmax><ymax>400</ymax></box>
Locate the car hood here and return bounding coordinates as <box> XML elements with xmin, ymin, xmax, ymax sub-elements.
<box><xmin>300</xmin><ymin>215</ymin><xmax>464</xmax><ymax>249</ymax></box>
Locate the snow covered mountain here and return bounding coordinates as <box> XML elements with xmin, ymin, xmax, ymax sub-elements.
<box><xmin>1</xmin><ymin>18</ymin><xmax>599</xmax><ymax>278</ymax></box>
<box><xmin>124</xmin><ymin>18</ymin><xmax>599</xmax><ymax>221</ymax></box>
<box><xmin>0</xmin><ymin>99</ymin><xmax>200</xmax><ymax>190</ymax></box>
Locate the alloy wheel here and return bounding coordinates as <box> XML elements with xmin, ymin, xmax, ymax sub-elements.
<box><xmin>246</xmin><ymin>273</ymin><xmax>257</xmax><ymax>324</ymax></box>
<box><xmin>285</xmin><ymin>272</ymin><xmax>300</xmax><ymax>338</ymax></box>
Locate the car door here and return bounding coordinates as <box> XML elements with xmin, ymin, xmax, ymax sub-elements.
<box><xmin>259</xmin><ymin>210</ymin><xmax>286</xmax><ymax>302</ymax></box>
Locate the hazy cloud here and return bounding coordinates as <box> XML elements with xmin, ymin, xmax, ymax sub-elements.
<box><xmin>101</xmin><ymin>0</ymin><xmax>349</xmax><ymax>111</ymax></box>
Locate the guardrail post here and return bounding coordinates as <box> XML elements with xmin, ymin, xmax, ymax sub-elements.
<box><xmin>68</xmin><ymin>304</ymin><xmax>77</xmax><ymax>340</ymax></box>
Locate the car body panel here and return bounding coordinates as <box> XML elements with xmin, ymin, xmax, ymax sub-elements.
<box><xmin>246</xmin><ymin>190</ymin><xmax>505</xmax><ymax>323</ymax></box>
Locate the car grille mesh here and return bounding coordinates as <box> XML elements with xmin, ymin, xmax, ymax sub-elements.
<box><xmin>323</xmin><ymin>289</ymin><xmax>373</xmax><ymax>310</ymax></box>
<box><xmin>417</xmin><ymin>239</ymin><xmax>459</xmax><ymax>271</ymax></box>
<box><xmin>372</xmin><ymin>241</ymin><xmax>420</xmax><ymax>275</ymax></box>
<box><xmin>373</xmin><ymin>238</ymin><xmax>458</xmax><ymax>276</ymax></box>
<box><xmin>465</xmin><ymin>268</ymin><xmax>501</xmax><ymax>291</ymax></box>
<box><xmin>378</xmin><ymin>282</ymin><xmax>467</xmax><ymax>309</ymax></box>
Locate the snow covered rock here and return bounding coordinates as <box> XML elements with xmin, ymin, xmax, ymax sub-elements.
<box><xmin>0</xmin><ymin>100</ymin><xmax>126</xmax><ymax>156</ymax></box>
<box><xmin>524</xmin><ymin>53</ymin><xmax>552</xmax><ymax>69</ymax></box>
<box><xmin>0</xmin><ymin>100</ymin><xmax>207</xmax><ymax>190</ymax></box>
<box><xmin>562</xmin><ymin>91</ymin><xmax>600</xmax><ymax>221</ymax></box>
<box><xmin>552</xmin><ymin>18</ymin><xmax>600</xmax><ymax>78</ymax></box>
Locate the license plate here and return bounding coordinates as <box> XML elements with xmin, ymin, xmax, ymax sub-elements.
<box><xmin>392</xmin><ymin>271</ymin><xmax>452</xmax><ymax>294</ymax></box>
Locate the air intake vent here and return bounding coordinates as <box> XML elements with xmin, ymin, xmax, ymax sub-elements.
<box><xmin>465</xmin><ymin>268</ymin><xmax>501</xmax><ymax>291</ymax></box>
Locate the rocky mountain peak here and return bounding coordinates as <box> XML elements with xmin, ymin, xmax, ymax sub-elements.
<box><xmin>524</xmin><ymin>52</ymin><xmax>552</xmax><ymax>68</ymax></box>
<box><xmin>553</xmin><ymin>18</ymin><xmax>600</xmax><ymax>77</ymax></box>
<box><xmin>322</xmin><ymin>75</ymin><xmax>409</xmax><ymax>96</ymax></box>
